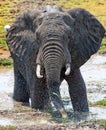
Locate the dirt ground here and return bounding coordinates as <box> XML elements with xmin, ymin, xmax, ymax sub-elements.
<box><xmin>0</xmin><ymin>102</ymin><xmax>105</xmax><ymax>130</ymax></box>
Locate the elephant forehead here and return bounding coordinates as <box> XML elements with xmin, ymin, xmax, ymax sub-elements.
<box><xmin>40</xmin><ymin>17</ymin><xmax>67</xmax><ymax>35</ymax></box>
<box><xmin>37</xmin><ymin>13</ymin><xmax>71</xmax><ymax>39</ymax></box>
<box><xmin>43</xmin><ymin>12</ymin><xmax>63</xmax><ymax>22</ymax></box>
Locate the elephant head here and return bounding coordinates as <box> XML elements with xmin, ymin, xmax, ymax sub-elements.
<box><xmin>6</xmin><ymin>6</ymin><xmax>105</xmax><ymax>118</ymax></box>
<box><xmin>35</xmin><ymin>10</ymin><xmax>72</xmax><ymax>80</ymax></box>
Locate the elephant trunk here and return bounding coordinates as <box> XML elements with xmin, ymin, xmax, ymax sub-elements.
<box><xmin>36</xmin><ymin>41</ymin><xmax>71</xmax><ymax>118</ymax></box>
<box><xmin>43</xmin><ymin>41</ymin><xmax>68</xmax><ymax>118</ymax></box>
<box><xmin>43</xmin><ymin>43</ymin><xmax>63</xmax><ymax>84</ymax></box>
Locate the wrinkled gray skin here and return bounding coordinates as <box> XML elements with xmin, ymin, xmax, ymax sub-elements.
<box><xmin>6</xmin><ymin>5</ymin><xmax>105</xmax><ymax>118</ymax></box>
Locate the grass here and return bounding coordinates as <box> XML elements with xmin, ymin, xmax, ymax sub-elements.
<box><xmin>0</xmin><ymin>38</ymin><xmax>8</xmax><ymax>50</ymax></box>
<box><xmin>0</xmin><ymin>125</ymin><xmax>15</xmax><ymax>130</ymax></box>
<box><xmin>90</xmin><ymin>99</ymin><xmax>106</xmax><ymax>106</ymax></box>
<box><xmin>0</xmin><ymin>58</ymin><xmax>13</xmax><ymax>66</ymax></box>
<box><xmin>0</xmin><ymin>0</ymin><xmax>20</xmax><ymax>47</ymax></box>
<box><xmin>99</xmin><ymin>38</ymin><xmax>106</xmax><ymax>53</ymax></box>
<box><xmin>95</xmin><ymin>99</ymin><xmax>106</xmax><ymax>106</ymax></box>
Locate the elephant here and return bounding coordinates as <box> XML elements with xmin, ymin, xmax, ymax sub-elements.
<box><xmin>6</xmin><ymin>5</ymin><xmax>105</xmax><ymax>118</ymax></box>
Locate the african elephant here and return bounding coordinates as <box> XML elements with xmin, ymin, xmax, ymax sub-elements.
<box><xmin>6</xmin><ymin>5</ymin><xmax>105</xmax><ymax>118</ymax></box>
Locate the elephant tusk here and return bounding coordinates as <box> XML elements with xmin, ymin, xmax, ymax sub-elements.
<box><xmin>65</xmin><ymin>63</ymin><xmax>71</xmax><ymax>76</ymax></box>
<box><xmin>36</xmin><ymin>64</ymin><xmax>43</xmax><ymax>78</ymax></box>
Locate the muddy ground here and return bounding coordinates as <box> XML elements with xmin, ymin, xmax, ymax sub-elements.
<box><xmin>0</xmin><ymin>53</ymin><xmax>106</xmax><ymax>130</ymax></box>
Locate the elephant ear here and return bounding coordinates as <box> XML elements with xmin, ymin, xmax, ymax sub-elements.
<box><xmin>6</xmin><ymin>9</ymin><xmax>41</xmax><ymax>59</ymax></box>
<box><xmin>67</xmin><ymin>8</ymin><xmax>105</xmax><ymax>69</ymax></box>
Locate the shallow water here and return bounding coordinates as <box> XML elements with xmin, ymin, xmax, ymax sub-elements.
<box><xmin>81</xmin><ymin>55</ymin><xmax>106</xmax><ymax>82</ymax></box>
<box><xmin>0</xmin><ymin>55</ymin><xmax>106</xmax><ymax>126</ymax></box>
<box><xmin>0</xmin><ymin>118</ymin><xmax>13</xmax><ymax>126</ymax></box>
<box><xmin>61</xmin><ymin>55</ymin><xmax>106</xmax><ymax>120</ymax></box>
<box><xmin>0</xmin><ymin>68</ymin><xmax>14</xmax><ymax>110</ymax></box>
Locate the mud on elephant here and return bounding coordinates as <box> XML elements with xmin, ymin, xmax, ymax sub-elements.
<box><xmin>6</xmin><ymin>5</ymin><xmax>105</xmax><ymax>118</ymax></box>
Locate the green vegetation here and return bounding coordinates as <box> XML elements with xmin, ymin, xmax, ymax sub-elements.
<box><xmin>95</xmin><ymin>99</ymin><xmax>106</xmax><ymax>106</ymax></box>
<box><xmin>0</xmin><ymin>38</ymin><xmax>8</xmax><ymax>50</ymax></box>
<box><xmin>99</xmin><ymin>38</ymin><xmax>106</xmax><ymax>53</ymax></box>
<box><xmin>0</xmin><ymin>0</ymin><xmax>16</xmax><ymax>49</ymax></box>
<box><xmin>90</xmin><ymin>99</ymin><xmax>106</xmax><ymax>106</ymax></box>
<box><xmin>0</xmin><ymin>0</ymin><xmax>106</xmax><ymax>53</ymax></box>
<box><xmin>0</xmin><ymin>125</ymin><xmax>15</xmax><ymax>130</ymax></box>
<box><xmin>0</xmin><ymin>58</ymin><xmax>13</xmax><ymax>66</ymax></box>
<box><xmin>61</xmin><ymin>118</ymin><xmax>69</xmax><ymax>123</ymax></box>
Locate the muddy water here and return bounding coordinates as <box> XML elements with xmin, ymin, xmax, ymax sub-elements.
<box><xmin>0</xmin><ymin>68</ymin><xmax>14</xmax><ymax>110</ymax></box>
<box><xmin>0</xmin><ymin>54</ymin><xmax>106</xmax><ymax>126</ymax></box>
<box><xmin>60</xmin><ymin>54</ymin><xmax>106</xmax><ymax>120</ymax></box>
<box><xmin>81</xmin><ymin>55</ymin><xmax>106</xmax><ymax>103</ymax></box>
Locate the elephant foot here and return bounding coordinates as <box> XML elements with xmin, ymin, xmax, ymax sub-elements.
<box><xmin>13</xmin><ymin>95</ymin><xmax>29</xmax><ymax>103</ymax></box>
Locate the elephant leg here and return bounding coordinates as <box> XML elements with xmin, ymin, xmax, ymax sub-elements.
<box><xmin>30</xmin><ymin>78</ymin><xmax>50</xmax><ymax>110</ymax></box>
<box><xmin>65</xmin><ymin>69</ymin><xmax>89</xmax><ymax>112</ymax></box>
<box><xmin>13</xmin><ymin>67</ymin><xmax>29</xmax><ymax>103</ymax></box>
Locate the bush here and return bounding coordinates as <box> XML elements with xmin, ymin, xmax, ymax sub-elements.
<box><xmin>0</xmin><ymin>58</ymin><xmax>13</xmax><ymax>66</ymax></box>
